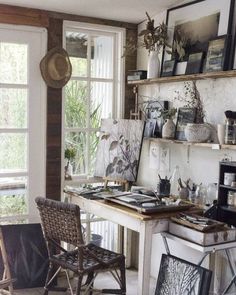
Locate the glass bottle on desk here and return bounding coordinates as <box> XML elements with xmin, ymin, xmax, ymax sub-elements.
<box><xmin>170</xmin><ymin>165</ymin><xmax>181</xmax><ymax>197</ymax></box>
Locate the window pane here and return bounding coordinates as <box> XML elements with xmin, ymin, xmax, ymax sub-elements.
<box><xmin>89</xmin><ymin>132</ymin><xmax>99</xmax><ymax>175</ymax></box>
<box><xmin>0</xmin><ymin>133</ymin><xmax>27</xmax><ymax>172</ymax></box>
<box><xmin>91</xmin><ymin>35</ymin><xmax>113</xmax><ymax>79</ymax></box>
<box><xmin>0</xmin><ymin>177</ymin><xmax>27</xmax><ymax>217</ymax></box>
<box><xmin>0</xmin><ymin>88</ymin><xmax>27</xmax><ymax>128</ymax></box>
<box><xmin>65</xmin><ymin>80</ymin><xmax>88</xmax><ymax>128</ymax></box>
<box><xmin>65</xmin><ymin>131</ymin><xmax>86</xmax><ymax>175</ymax></box>
<box><xmin>91</xmin><ymin>82</ymin><xmax>112</xmax><ymax>128</ymax></box>
<box><xmin>0</xmin><ymin>42</ymin><xmax>27</xmax><ymax>84</ymax></box>
<box><xmin>66</xmin><ymin>32</ymin><xmax>88</xmax><ymax>77</ymax></box>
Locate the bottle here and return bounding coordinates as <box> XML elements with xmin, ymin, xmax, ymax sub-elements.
<box><xmin>170</xmin><ymin>165</ymin><xmax>181</xmax><ymax>197</ymax></box>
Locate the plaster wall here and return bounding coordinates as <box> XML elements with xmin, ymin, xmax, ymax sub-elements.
<box><xmin>136</xmin><ymin>7</ymin><xmax>236</xmax><ymax>287</ymax></box>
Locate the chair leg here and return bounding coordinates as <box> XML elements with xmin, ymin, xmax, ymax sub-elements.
<box><xmin>75</xmin><ymin>275</ymin><xmax>83</xmax><ymax>295</ymax></box>
<box><xmin>44</xmin><ymin>263</ymin><xmax>53</xmax><ymax>294</ymax></box>
<box><xmin>120</xmin><ymin>260</ymin><xmax>126</xmax><ymax>294</ymax></box>
<box><xmin>85</xmin><ymin>272</ymin><xmax>94</xmax><ymax>295</ymax></box>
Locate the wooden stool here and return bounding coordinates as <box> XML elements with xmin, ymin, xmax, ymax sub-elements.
<box><xmin>0</xmin><ymin>227</ymin><xmax>14</xmax><ymax>295</ymax></box>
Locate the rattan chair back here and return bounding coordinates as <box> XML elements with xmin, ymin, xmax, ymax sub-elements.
<box><xmin>35</xmin><ymin>197</ymin><xmax>84</xmax><ymax>246</ymax></box>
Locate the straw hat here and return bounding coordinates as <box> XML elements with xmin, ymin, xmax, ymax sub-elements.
<box><xmin>40</xmin><ymin>47</ymin><xmax>72</xmax><ymax>88</ymax></box>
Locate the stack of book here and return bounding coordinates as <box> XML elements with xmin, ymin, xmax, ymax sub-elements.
<box><xmin>127</xmin><ymin>70</ymin><xmax>147</xmax><ymax>81</ymax></box>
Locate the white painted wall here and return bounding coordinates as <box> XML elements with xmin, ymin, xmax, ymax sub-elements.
<box><xmin>136</xmin><ymin>7</ymin><xmax>236</xmax><ymax>286</ymax></box>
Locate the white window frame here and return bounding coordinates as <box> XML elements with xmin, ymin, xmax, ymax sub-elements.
<box><xmin>62</xmin><ymin>21</ymin><xmax>126</xmax><ymax>185</ymax></box>
<box><xmin>0</xmin><ymin>24</ymin><xmax>47</xmax><ymax>223</ymax></box>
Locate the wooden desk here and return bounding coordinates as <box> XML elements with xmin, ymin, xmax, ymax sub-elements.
<box><xmin>65</xmin><ymin>191</ymin><xmax>194</xmax><ymax>295</ymax></box>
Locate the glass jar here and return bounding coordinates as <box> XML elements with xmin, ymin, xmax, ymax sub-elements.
<box><xmin>206</xmin><ymin>183</ymin><xmax>218</xmax><ymax>206</ymax></box>
<box><xmin>225</xmin><ymin>118</ymin><xmax>235</xmax><ymax>144</ymax></box>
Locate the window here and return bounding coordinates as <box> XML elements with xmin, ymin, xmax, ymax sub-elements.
<box><xmin>63</xmin><ymin>21</ymin><xmax>125</xmax><ymax>178</ymax></box>
<box><xmin>0</xmin><ymin>25</ymin><xmax>47</xmax><ymax>223</ymax></box>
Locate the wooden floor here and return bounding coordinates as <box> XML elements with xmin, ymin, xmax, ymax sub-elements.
<box><xmin>13</xmin><ymin>269</ymin><xmax>156</xmax><ymax>295</ymax></box>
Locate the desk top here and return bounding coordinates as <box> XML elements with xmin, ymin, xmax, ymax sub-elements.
<box><xmin>66</xmin><ymin>190</ymin><xmax>201</xmax><ymax>222</ymax></box>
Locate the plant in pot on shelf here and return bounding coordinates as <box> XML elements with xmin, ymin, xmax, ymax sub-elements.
<box><xmin>175</xmin><ymin>81</ymin><xmax>213</xmax><ymax>143</ymax></box>
<box><xmin>123</xmin><ymin>12</ymin><xmax>171</xmax><ymax>79</ymax></box>
<box><xmin>64</xmin><ymin>146</ymin><xmax>76</xmax><ymax>180</ymax></box>
<box><xmin>159</xmin><ymin>107</ymin><xmax>177</xmax><ymax>139</ymax></box>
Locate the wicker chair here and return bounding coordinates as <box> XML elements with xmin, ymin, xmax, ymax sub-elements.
<box><xmin>35</xmin><ymin>197</ymin><xmax>126</xmax><ymax>295</ymax></box>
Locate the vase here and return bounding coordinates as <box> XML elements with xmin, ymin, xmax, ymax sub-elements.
<box><xmin>184</xmin><ymin>123</ymin><xmax>211</xmax><ymax>143</ymax></box>
<box><xmin>162</xmin><ymin>119</ymin><xmax>175</xmax><ymax>139</ymax></box>
<box><xmin>147</xmin><ymin>51</ymin><xmax>160</xmax><ymax>79</ymax></box>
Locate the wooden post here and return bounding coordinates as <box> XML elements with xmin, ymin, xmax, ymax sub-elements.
<box><xmin>0</xmin><ymin>228</ymin><xmax>14</xmax><ymax>295</ymax></box>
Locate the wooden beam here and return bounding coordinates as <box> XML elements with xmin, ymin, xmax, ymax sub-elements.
<box><xmin>0</xmin><ymin>4</ymin><xmax>49</xmax><ymax>27</ymax></box>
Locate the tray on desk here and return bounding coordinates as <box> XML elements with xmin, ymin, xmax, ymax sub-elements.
<box><xmin>104</xmin><ymin>193</ymin><xmax>193</xmax><ymax>214</ymax></box>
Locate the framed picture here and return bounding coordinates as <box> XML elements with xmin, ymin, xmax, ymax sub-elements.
<box><xmin>161</xmin><ymin>60</ymin><xmax>176</xmax><ymax>77</ymax></box>
<box><xmin>162</xmin><ymin>0</ymin><xmax>234</xmax><ymax>71</ymax></box>
<box><xmin>155</xmin><ymin>254</ymin><xmax>212</xmax><ymax>295</ymax></box>
<box><xmin>185</xmin><ymin>52</ymin><xmax>205</xmax><ymax>74</ymax></box>
<box><xmin>145</xmin><ymin>101</ymin><xmax>169</xmax><ymax>138</ymax></box>
<box><xmin>204</xmin><ymin>35</ymin><xmax>229</xmax><ymax>72</ymax></box>
<box><xmin>175</xmin><ymin>108</ymin><xmax>197</xmax><ymax>141</ymax></box>
<box><xmin>143</xmin><ymin>119</ymin><xmax>156</xmax><ymax>138</ymax></box>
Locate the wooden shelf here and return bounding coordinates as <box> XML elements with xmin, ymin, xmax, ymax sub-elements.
<box><xmin>145</xmin><ymin>137</ymin><xmax>236</xmax><ymax>150</ymax></box>
<box><xmin>219</xmin><ymin>184</ymin><xmax>236</xmax><ymax>191</ymax></box>
<box><xmin>128</xmin><ymin>70</ymin><xmax>236</xmax><ymax>85</ymax></box>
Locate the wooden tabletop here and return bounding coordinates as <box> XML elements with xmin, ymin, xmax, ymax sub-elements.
<box><xmin>66</xmin><ymin>190</ymin><xmax>202</xmax><ymax>221</ymax></box>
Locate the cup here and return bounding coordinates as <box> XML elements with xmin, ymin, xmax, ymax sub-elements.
<box><xmin>217</xmin><ymin>124</ymin><xmax>225</xmax><ymax>145</ymax></box>
<box><xmin>224</xmin><ymin>173</ymin><xmax>236</xmax><ymax>186</ymax></box>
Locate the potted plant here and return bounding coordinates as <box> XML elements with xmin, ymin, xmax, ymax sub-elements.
<box><xmin>64</xmin><ymin>146</ymin><xmax>76</xmax><ymax>180</ymax></box>
<box><xmin>123</xmin><ymin>12</ymin><xmax>170</xmax><ymax>78</ymax></box>
<box><xmin>159</xmin><ymin>108</ymin><xmax>177</xmax><ymax>139</ymax></box>
<box><xmin>175</xmin><ymin>81</ymin><xmax>212</xmax><ymax>142</ymax></box>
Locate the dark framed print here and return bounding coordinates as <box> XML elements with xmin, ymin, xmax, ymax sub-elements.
<box><xmin>143</xmin><ymin>119</ymin><xmax>156</xmax><ymax>138</ymax></box>
<box><xmin>162</xmin><ymin>0</ymin><xmax>234</xmax><ymax>71</ymax></box>
<box><xmin>204</xmin><ymin>35</ymin><xmax>229</xmax><ymax>72</ymax></box>
<box><xmin>145</xmin><ymin>101</ymin><xmax>169</xmax><ymax>138</ymax></box>
<box><xmin>175</xmin><ymin>108</ymin><xmax>197</xmax><ymax>141</ymax></box>
<box><xmin>161</xmin><ymin>60</ymin><xmax>176</xmax><ymax>77</ymax></box>
<box><xmin>155</xmin><ymin>254</ymin><xmax>212</xmax><ymax>295</ymax></box>
<box><xmin>185</xmin><ymin>52</ymin><xmax>204</xmax><ymax>74</ymax></box>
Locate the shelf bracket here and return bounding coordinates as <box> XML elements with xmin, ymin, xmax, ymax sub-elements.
<box><xmin>130</xmin><ymin>85</ymin><xmax>141</xmax><ymax>120</ymax></box>
<box><xmin>187</xmin><ymin>145</ymin><xmax>190</xmax><ymax>164</ymax></box>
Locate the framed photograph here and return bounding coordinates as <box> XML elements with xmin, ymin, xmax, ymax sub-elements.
<box><xmin>185</xmin><ymin>52</ymin><xmax>205</xmax><ymax>74</ymax></box>
<box><xmin>162</xmin><ymin>0</ymin><xmax>234</xmax><ymax>71</ymax></box>
<box><xmin>204</xmin><ymin>35</ymin><xmax>229</xmax><ymax>72</ymax></box>
<box><xmin>145</xmin><ymin>101</ymin><xmax>169</xmax><ymax>138</ymax></box>
<box><xmin>175</xmin><ymin>108</ymin><xmax>197</xmax><ymax>141</ymax></box>
<box><xmin>161</xmin><ymin>60</ymin><xmax>176</xmax><ymax>77</ymax></box>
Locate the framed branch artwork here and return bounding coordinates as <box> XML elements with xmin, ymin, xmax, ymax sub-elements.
<box><xmin>94</xmin><ymin>119</ymin><xmax>145</xmax><ymax>182</ymax></box>
<box><xmin>155</xmin><ymin>254</ymin><xmax>212</xmax><ymax>295</ymax></box>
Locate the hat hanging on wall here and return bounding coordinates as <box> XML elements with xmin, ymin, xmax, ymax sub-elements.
<box><xmin>40</xmin><ymin>47</ymin><xmax>72</xmax><ymax>88</ymax></box>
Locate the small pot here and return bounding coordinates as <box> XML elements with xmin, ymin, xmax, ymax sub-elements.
<box><xmin>184</xmin><ymin>123</ymin><xmax>211</xmax><ymax>143</ymax></box>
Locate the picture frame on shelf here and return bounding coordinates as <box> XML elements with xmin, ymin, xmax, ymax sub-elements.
<box><xmin>145</xmin><ymin>100</ymin><xmax>169</xmax><ymax>138</ymax></box>
<box><xmin>175</xmin><ymin>108</ymin><xmax>197</xmax><ymax>141</ymax></box>
<box><xmin>204</xmin><ymin>35</ymin><xmax>230</xmax><ymax>72</ymax></box>
<box><xmin>185</xmin><ymin>52</ymin><xmax>205</xmax><ymax>74</ymax></box>
<box><xmin>143</xmin><ymin>119</ymin><xmax>157</xmax><ymax>138</ymax></box>
<box><xmin>161</xmin><ymin>60</ymin><xmax>176</xmax><ymax>77</ymax></box>
<box><xmin>162</xmin><ymin>0</ymin><xmax>234</xmax><ymax>72</ymax></box>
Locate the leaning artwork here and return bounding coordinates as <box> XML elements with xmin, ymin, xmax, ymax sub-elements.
<box><xmin>155</xmin><ymin>254</ymin><xmax>212</xmax><ymax>295</ymax></box>
<box><xmin>94</xmin><ymin>119</ymin><xmax>145</xmax><ymax>182</ymax></box>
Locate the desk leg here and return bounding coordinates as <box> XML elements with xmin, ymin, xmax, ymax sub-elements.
<box><xmin>138</xmin><ymin>221</ymin><xmax>153</xmax><ymax>295</ymax></box>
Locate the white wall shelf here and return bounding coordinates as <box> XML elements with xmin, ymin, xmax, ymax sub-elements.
<box><xmin>145</xmin><ymin>137</ymin><xmax>236</xmax><ymax>151</ymax></box>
